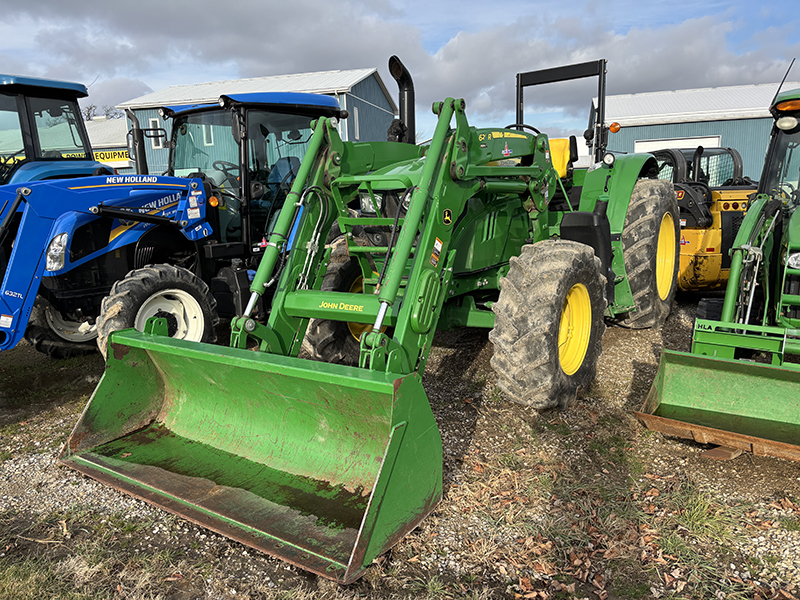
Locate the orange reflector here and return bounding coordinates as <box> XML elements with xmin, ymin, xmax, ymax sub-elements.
<box><xmin>776</xmin><ymin>99</ymin><xmax>800</xmax><ymax>112</ymax></box>
<box><xmin>723</xmin><ymin>202</ymin><xmax>730</xmax><ymax>210</ymax></box>
<box><xmin>209</xmin><ymin>196</ymin><xmax>220</xmax><ymax>208</ymax></box>
<box><xmin>609</xmin><ymin>122</ymin><xmax>621</xmax><ymax>133</ymax></box>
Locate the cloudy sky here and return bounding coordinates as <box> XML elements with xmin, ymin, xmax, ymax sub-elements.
<box><xmin>1</xmin><ymin>0</ymin><xmax>797</xmax><ymax>139</ymax></box>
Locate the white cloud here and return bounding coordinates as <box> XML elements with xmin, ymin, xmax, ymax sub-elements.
<box><xmin>0</xmin><ymin>0</ymin><xmax>796</xmax><ymax>138</ymax></box>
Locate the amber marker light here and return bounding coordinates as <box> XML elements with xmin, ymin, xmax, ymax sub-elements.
<box><xmin>776</xmin><ymin>99</ymin><xmax>800</xmax><ymax>112</ymax></box>
<box><xmin>609</xmin><ymin>122</ymin><xmax>621</xmax><ymax>133</ymax></box>
<box><xmin>208</xmin><ymin>196</ymin><xmax>220</xmax><ymax>208</ymax></box>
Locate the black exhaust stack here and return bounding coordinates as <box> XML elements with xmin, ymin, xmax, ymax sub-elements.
<box><xmin>388</xmin><ymin>56</ymin><xmax>415</xmax><ymax>144</ymax></box>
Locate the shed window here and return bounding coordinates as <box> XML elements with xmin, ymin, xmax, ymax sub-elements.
<box><xmin>149</xmin><ymin>118</ymin><xmax>163</xmax><ymax>149</ymax></box>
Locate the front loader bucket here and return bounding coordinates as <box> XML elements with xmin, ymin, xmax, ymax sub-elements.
<box><xmin>60</xmin><ymin>330</ymin><xmax>442</xmax><ymax>583</ymax></box>
<box><xmin>637</xmin><ymin>350</ymin><xmax>800</xmax><ymax>461</ymax></box>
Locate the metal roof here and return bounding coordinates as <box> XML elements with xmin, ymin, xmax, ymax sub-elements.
<box><xmin>118</xmin><ymin>67</ymin><xmax>397</xmax><ymax>113</ymax></box>
<box><xmin>84</xmin><ymin>116</ymin><xmax>130</xmax><ymax>148</ymax></box>
<box><xmin>599</xmin><ymin>82</ymin><xmax>800</xmax><ymax>126</ymax></box>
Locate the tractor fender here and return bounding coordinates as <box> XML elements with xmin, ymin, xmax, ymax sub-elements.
<box><xmin>578</xmin><ymin>153</ymin><xmax>658</xmax><ymax>234</ymax></box>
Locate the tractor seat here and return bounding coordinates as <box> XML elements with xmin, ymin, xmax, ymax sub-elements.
<box><xmin>268</xmin><ymin>156</ymin><xmax>301</xmax><ymax>191</ymax></box>
<box><xmin>549</xmin><ymin>138</ymin><xmax>573</xmax><ymax>179</ymax></box>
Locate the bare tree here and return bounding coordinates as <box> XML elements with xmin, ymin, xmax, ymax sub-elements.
<box><xmin>103</xmin><ymin>105</ymin><xmax>123</xmax><ymax>119</ymax></box>
<box><xmin>82</xmin><ymin>104</ymin><xmax>97</xmax><ymax>121</ymax></box>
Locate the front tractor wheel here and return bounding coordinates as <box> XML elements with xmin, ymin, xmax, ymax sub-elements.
<box><xmin>303</xmin><ymin>235</ymin><xmax>375</xmax><ymax>365</ymax></box>
<box><xmin>96</xmin><ymin>264</ymin><xmax>219</xmax><ymax>358</ymax></box>
<box><xmin>617</xmin><ymin>178</ymin><xmax>680</xmax><ymax>329</ymax></box>
<box><xmin>489</xmin><ymin>240</ymin><xmax>607</xmax><ymax>410</ymax></box>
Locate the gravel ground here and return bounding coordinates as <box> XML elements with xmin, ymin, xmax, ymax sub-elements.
<box><xmin>1</xmin><ymin>295</ymin><xmax>800</xmax><ymax>598</ymax></box>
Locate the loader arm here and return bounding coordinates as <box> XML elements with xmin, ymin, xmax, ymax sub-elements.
<box><xmin>0</xmin><ymin>175</ymin><xmax>211</xmax><ymax>351</ymax></box>
<box><xmin>230</xmin><ymin>98</ymin><xmax>556</xmax><ymax>375</ymax></box>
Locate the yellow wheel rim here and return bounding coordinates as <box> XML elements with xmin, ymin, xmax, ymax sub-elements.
<box><xmin>559</xmin><ymin>283</ymin><xmax>592</xmax><ymax>376</ymax></box>
<box><xmin>345</xmin><ymin>273</ymin><xmax>386</xmax><ymax>341</ymax></box>
<box><xmin>346</xmin><ymin>276</ymin><xmax>371</xmax><ymax>341</ymax></box>
<box><xmin>655</xmin><ymin>211</ymin><xmax>676</xmax><ymax>301</ymax></box>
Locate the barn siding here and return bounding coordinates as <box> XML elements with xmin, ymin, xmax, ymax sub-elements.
<box><xmin>346</xmin><ymin>75</ymin><xmax>396</xmax><ymax>143</ymax></box>
<box><xmin>610</xmin><ymin>117</ymin><xmax>773</xmax><ymax>180</ymax></box>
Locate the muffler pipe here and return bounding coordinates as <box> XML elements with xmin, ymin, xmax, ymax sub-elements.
<box><xmin>389</xmin><ymin>56</ymin><xmax>415</xmax><ymax>144</ymax></box>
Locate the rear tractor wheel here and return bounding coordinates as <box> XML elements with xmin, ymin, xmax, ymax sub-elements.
<box><xmin>617</xmin><ymin>178</ymin><xmax>680</xmax><ymax>329</ymax></box>
<box><xmin>96</xmin><ymin>264</ymin><xmax>219</xmax><ymax>358</ymax></box>
<box><xmin>489</xmin><ymin>240</ymin><xmax>607</xmax><ymax>410</ymax></box>
<box><xmin>24</xmin><ymin>295</ymin><xmax>98</xmax><ymax>359</ymax></box>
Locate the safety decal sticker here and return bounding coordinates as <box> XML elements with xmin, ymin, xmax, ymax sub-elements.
<box><xmin>430</xmin><ymin>237</ymin><xmax>443</xmax><ymax>267</ymax></box>
<box><xmin>0</xmin><ymin>315</ymin><xmax>11</xmax><ymax>328</ymax></box>
<box><xmin>502</xmin><ymin>142</ymin><xmax>512</xmax><ymax>157</ymax></box>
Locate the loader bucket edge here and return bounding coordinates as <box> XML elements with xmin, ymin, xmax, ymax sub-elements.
<box><xmin>60</xmin><ymin>329</ymin><xmax>443</xmax><ymax>583</ymax></box>
<box><xmin>637</xmin><ymin>349</ymin><xmax>800</xmax><ymax>461</ymax></box>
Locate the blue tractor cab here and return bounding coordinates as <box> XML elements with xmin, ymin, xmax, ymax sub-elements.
<box><xmin>0</xmin><ymin>74</ymin><xmax>108</xmax><ymax>184</ymax></box>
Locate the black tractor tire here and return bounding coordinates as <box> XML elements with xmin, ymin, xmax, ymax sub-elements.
<box><xmin>303</xmin><ymin>235</ymin><xmax>371</xmax><ymax>365</ymax></box>
<box><xmin>24</xmin><ymin>296</ymin><xmax>98</xmax><ymax>359</ymax></box>
<box><xmin>96</xmin><ymin>264</ymin><xmax>219</xmax><ymax>358</ymax></box>
<box><xmin>616</xmin><ymin>178</ymin><xmax>680</xmax><ymax>329</ymax></box>
<box><xmin>489</xmin><ymin>239</ymin><xmax>607</xmax><ymax>410</ymax></box>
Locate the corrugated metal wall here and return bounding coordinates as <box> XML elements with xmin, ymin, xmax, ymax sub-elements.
<box><xmin>609</xmin><ymin>117</ymin><xmax>773</xmax><ymax>180</ymax></box>
<box><xmin>128</xmin><ymin>108</ymin><xmax>171</xmax><ymax>175</ymax></box>
<box><xmin>344</xmin><ymin>76</ymin><xmax>396</xmax><ymax>143</ymax></box>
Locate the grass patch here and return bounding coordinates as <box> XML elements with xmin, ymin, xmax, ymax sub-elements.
<box><xmin>0</xmin><ymin>557</ymin><xmax>105</xmax><ymax>600</ymax></box>
<box><xmin>780</xmin><ymin>517</ymin><xmax>800</xmax><ymax>531</ymax></box>
<box><xmin>0</xmin><ymin>349</ymin><xmax>102</xmax><ymax>409</ymax></box>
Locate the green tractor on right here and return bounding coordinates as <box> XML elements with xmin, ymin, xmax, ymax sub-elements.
<box><xmin>640</xmin><ymin>85</ymin><xmax>800</xmax><ymax>461</ymax></box>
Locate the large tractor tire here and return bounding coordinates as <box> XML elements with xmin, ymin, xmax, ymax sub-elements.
<box><xmin>96</xmin><ymin>264</ymin><xmax>218</xmax><ymax>358</ymax></box>
<box><xmin>489</xmin><ymin>240</ymin><xmax>607</xmax><ymax>410</ymax></box>
<box><xmin>304</xmin><ymin>235</ymin><xmax>372</xmax><ymax>365</ymax></box>
<box><xmin>24</xmin><ymin>295</ymin><xmax>98</xmax><ymax>359</ymax></box>
<box><xmin>616</xmin><ymin>178</ymin><xmax>680</xmax><ymax>329</ymax></box>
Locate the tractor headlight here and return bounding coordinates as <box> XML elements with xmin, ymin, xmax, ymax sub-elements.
<box><xmin>400</xmin><ymin>190</ymin><xmax>412</xmax><ymax>213</ymax></box>
<box><xmin>45</xmin><ymin>232</ymin><xmax>68</xmax><ymax>271</ymax></box>
<box><xmin>787</xmin><ymin>252</ymin><xmax>800</xmax><ymax>270</ymax></box>
<box><xmin>777</xmin><ymin>116</ymin><xmax>799</xmax><ymax>131</ymax></box>
<box><xmin>359</xmin><ymin>191</ymin><xmax>383</xmax><ymax>214</ymax></box>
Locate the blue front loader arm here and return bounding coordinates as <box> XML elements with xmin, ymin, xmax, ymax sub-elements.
<box><xmin>0</xmin><ymin>175</ymin><xmax>212</xmax><ymax>352</ymax></box>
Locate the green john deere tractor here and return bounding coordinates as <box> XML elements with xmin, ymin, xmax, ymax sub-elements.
<box><xmin>639</xmin><ymin>85</ymin><xmax>800</xmax><ymax>462</ymax></box>
<box><xmin>60</xmin><ymin>58</ymin><xmax>679</xmax><ymax>583</ymax></box>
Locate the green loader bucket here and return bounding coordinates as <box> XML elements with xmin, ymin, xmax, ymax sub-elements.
<box><xmin>637</xmin><ymin>349</ymin><xmax>800</xmax><ymax>461</ymax></box>
<box><xmin>59</xmin><ymin>330</ymin><xmax>442</xmax><ymax>583</ymax></box>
